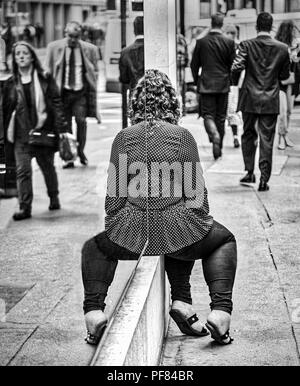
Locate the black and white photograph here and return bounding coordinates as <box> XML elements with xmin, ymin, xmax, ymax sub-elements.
<box><xmin>0</xmin><ymin>0</ymin><xmax>300</xmax><ymax>372</ymax></box>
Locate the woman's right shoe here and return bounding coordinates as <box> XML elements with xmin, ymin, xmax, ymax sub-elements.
<box><xmin>206</xmin><ymin>310</ymin><xmax>233</xmax><ymax>345</ymax></box>
<box><xmin>84</xmin><ymin>310</ymin><xmax>108</xmax><ymax>345</ymax></box>
<box><xmin>13</xmin><ymin>209</ymin><xmax>32</xmax><ymax>221</ymax></box>
<box><xmin>169</xmin><ymin>301</ymin><xmax>209</xmax><ymax>337</ymax></box>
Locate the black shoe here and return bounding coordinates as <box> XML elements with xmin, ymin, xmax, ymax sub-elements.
<box><xmin>213</xmin><ymin>143</ymin><xmax>222</xmax><ymax>160</ymax></box>
<box><xmin>80</xmin><ymin>156</ymin><xmax>88</xmax><ymax>166</ymax></box>
<box><xmin>258</xmin><ymin>180</ymin><xmax>270</xmax><ymax>192</ymax></box>
<box><xmin>13</xmin><ymin>209</ymin><xmax>31</xmax><ymax>221</ymax></box>
<box><xmin>49</xmin><ymin>196</ymin><xmax>61</xmax><ymax>211</ymax></box>
<box><xmin>62</xmin><ymin>162</ymin><xmax>75</xmax><ymax>169</ymax></box>
<box><xmin>233</xmin><ymin>138</ymin><xmax>240</xmax><ymax>148</ymax></box>
<box><xmin>240</xmin><ymin>172</ymin><xmax>256</xmax><ymax>184</ymax></box>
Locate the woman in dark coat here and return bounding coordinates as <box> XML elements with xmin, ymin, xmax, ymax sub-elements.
<box><xmin>2</xmin><ymin>41</ymin><xmax>67</xmax><ymax>220</ymax></box>
<box><xmin>81</xmin><ymin>69</ymin><xmax>238</xmax><ymax>346</ymax></box>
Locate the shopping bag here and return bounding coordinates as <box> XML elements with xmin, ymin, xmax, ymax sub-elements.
<box><xmin>59</xmin><ymin>133</ymin><xmax>78</xmax><ymax>162</ymax></box>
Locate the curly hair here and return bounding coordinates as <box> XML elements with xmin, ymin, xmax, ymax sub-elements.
<box><xmin>275</xmin><ymin>20</ymin><xmax>296</xmax><ymax>47</ymax></box>
<box><xmin>128</xmin><ymin>69</ymin><xmax>181</xmax><ymax>125</ymax></box>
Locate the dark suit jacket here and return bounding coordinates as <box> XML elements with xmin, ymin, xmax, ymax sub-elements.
<box><xmin>191</xmin><ymin>31</ymin><xmax>236</xmax><ymax>94</ymax></box>
<box><xmin>231</xmin><ymin>35</ymin><xmax>290</xmax><ymax>114</ymax></box>
<box><xmin>119</xmin><ymin>38</ymin><xmax>144</xmax><ymax>91</ymax></box>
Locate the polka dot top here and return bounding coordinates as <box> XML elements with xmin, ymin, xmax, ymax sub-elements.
<box><xmin>105</xmin><ymin>120</ymin><xmax>213</xmax><ymax>255</ymax></box>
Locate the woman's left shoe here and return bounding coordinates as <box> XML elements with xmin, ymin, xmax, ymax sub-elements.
<box><xmin>84</xmin><ymin>310</ymin><xmax>108</xmax><ymax>345</ymax></box>
<box><xmin>205</xmin><ymin>321</ymin><xmax>233</xmax><ymax>345</ymax></box>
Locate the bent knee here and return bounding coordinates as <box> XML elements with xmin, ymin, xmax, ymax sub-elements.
<box><xmin>81</xmin><ymin>237</ymin><xmax>98</xmax><ymax>261</ymax></box>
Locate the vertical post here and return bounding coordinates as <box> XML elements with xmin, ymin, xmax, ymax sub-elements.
<box><xmin>144</xmin><ymin>0</ymin><xmax>177</xmax><ymax>88</ymax></box>
<box><xmin>121</xmin><ymin>0</ymin><xmax>127</xmax><ymax>129</ymax></box>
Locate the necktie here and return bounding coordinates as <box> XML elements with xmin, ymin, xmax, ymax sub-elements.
<box><xmin>69</xmin><ymin>47</ymin><xmax>75</xmax><ymax>89</ymax></box>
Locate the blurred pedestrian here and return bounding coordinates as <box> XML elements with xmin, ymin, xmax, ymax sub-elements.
<box><xmin>191</xmin><ymin>13</ymin><xmax>236</xmax><ymax>160</ymax></box>
<box><xmin>224</xmin><ymin>24</ymin><xmax>241</xmax><ymax>149</ymax></box>
<box><xmin>119</xmin><ymin>16</ymin><xmax>144</xmax><ymax>94</ymax></box>
<box><xmin>177</xmin><ymin>32</ymin><xmax>189</xmax><ymax>115</ymax></box>
<box><xmin>232</xmin><ymin>12</ymin><xmax>290</xmax><ymax>191</ymax></box>
<box><xmin>34</xmin><ymin>22</ymin><xmax>44</xmax><ymax>48</ymax></box>
<box><xmin>2</xmin><ymin>42</ymin><xmax>68</xmax><ymax>220</ymax></box>
<box><xmin>45</xmin><ymin>21</ymin><xmax>101</xmax><ymax>168</ymax></box>
<box><xmin>275</xmin><ymin>20</ymin><xmax>299</xmax><ymax>150</ymax></box>
<box><xmin>81</xmin><ymin>69</ymin><xmax>237</xmax><ymax>347</ymax></box>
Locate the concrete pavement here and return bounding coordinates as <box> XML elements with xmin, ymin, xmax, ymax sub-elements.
<box><xmin>0</xmin><ymin>93</ymin><xmax>300</xmax><ymax>365</ymax></box>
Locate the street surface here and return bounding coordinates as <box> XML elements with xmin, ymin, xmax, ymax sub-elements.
<box><xmin>0</xmin><ymin>68</ymin><xmax>300</xmax><ymax>365</ymax></box>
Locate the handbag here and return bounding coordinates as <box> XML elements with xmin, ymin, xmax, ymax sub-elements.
<box><xmin>28</xmin><ymin>128</ymin><xmax>59</xmax><ymax>148</ymax></box>
<box><xmin>281</xmin><ymin>72</ymin><xmax>295</xmax><ymax>86</ymax></box>
<box><xmin>59</xmin><ymin>133</ymin><xmax>78</xmax><ymax>162</ymax></box>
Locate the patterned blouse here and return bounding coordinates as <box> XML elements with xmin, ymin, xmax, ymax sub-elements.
<box><xmin>105</xmin><ymin>120</ymin><xmax>213</xmax><ymax>255</ymax></box>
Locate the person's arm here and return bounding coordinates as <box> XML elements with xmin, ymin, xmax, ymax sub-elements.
<box><xmin>190</xmin><ymin>40</ymin><xmax>202</xmax><ymax>86</ymax></box>
<box><xmin>47</xmin><ymin>75</ymin><xmax>68</xmax><ymax>134</ymax></box>
<box><xmin>105</xmin><ymin>131</ymin><xmax>127</xmax><ymax>215</ymax></box>
<box><xmin>178</xmin><ymin>128</ymin><xmax>209</xmax><ymax>213</ymax></box>
<box><xmin>44</xmin><ymin>43</ymin><xmax>54</xmax><ymax>75</ymax></box>
<box><xmin>231</xmin><ymin>41</ymin><xmax>248</xmax><ymax>86</ymax></box>
<box><xmin>119</xmin><ymin>49</ymin><xmax>130</xmax><ymax>85</ymax></box>
<box><xmin>279</xmin><ymin>49</ymin><xmax>291</xmax><ymax>83</ymax></box>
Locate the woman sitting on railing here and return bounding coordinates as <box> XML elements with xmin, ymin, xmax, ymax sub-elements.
<box><xmin>81</xmin><ymin>69</ymin><xmax>237</xmax><ymax>346</ymax></box>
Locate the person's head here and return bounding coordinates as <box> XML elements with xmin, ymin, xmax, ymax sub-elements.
<box><xmin>256</xmin><ymin>12</ymin><xmax>273</xmax><ymax>33</ymax></box>
<box><xmin>12</xmin><ymin>41</ymin><xmax>43</xmax><ymax>76</ymax></box>
<box><xmin>65</xmin><ymin>21</ymin><xmax>82</xmax><ymax>47</ymax></box>
<box><xmin>223</xmin><ymin>24</ymin><xmax>238</xmax><ymax>40</ymax></box>
<box><xmin>211</xmin><ymin>13</ymin><xmax>224</xmax><ymax>30</ymax></box>
<box><xmin>133</xmin><ymin>16</ymin><xmax>144</xmax><ymax>36</ymax></box>
<box><xmin>129</xmin><ymin>69</ymin><xmax>181</xmax><ymax>125</ymax></box>
<box><xmin>275</xmin><ymin>20</ymin><xmax>296</xmax><ymax>46</ymax></box>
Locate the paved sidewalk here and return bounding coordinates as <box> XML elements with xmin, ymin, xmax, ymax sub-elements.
<box><xmin>161</xmin><ymin>109</ymin><xmax>300</xmax><ymax>366</ymax></box>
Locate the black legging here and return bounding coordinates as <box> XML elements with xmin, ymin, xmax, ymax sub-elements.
<box><xmin>81</xmin><ymin>221</ymin><xmax>237</xmax><ymax>315</ymax></box>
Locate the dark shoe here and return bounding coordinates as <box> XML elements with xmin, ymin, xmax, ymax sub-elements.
<box><xmin>85</xmin><ymin>310</ymin><xmax>108</xmax><ymax>345</ymax></box>
<box><xmin>169</xmin><ymin>309</ymin><xmax>209</xmax><ymax>337</ymax></box>
<box><xmin>258</xmin><ymin>180</ymin><xmax>270</xmax><ymax>192</ymax></box>
<box><xmin>49</xmin><ymin>196</ymin><xmax>61</xmax><ymax>211</ymax></box>
<box><xmin>240</xmin><ymin>172</ymin><xmax>256</xmax><ymax>184</ymax></box>
<box><xmin>13</xmin><ymin>209</ymin><xmax>31</xmax><ymax>221</ymax></box>
<box><xmin>80</xmin><ymin>156</ymin><xmax>88</xmax><ymax>166</ymax></box>
<box><xmin>205</xmin><ymin>321</ymin><xmax>233</xmax><ymax>345</ymax></box>
<box><xmin>206</xmin><ymin>310</ymin><xmax>233</xmax><ymax>345</ymax></box>
<box><xmin>233</xmin><ymin>137</ymin><xmax>240</xmax><ymax>148</ymax></box>
<box><xmin>62</xmin><ymin>162</ymin><xmax>75</xmax><ymax>169</ymax></box>
<box><xmin>213</xmin><ymin>143</ymin><xmax>222</xmax><ymax>160</ymax></box>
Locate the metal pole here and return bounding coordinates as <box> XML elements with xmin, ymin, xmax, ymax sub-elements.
<box><xmin>121</xmin><ymin>0</ymin><xmax>127</xmax><ymax>129</ymax></box>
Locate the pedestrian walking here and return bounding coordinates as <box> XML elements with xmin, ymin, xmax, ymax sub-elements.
<box><xmin>275</xmin><ymin>20</ymin><xmax>300</xmax><ymax>150</ymax></box>
<box><xmin>1</xmin><ymin>42</ymin><xmax>68</xmax><ymax>221</ymax></box>
<box><xmin>81</xmin><ymin>69</ymin><xmax>237</xmax><ymax>347</ymax></box>
<box><xmin>232</xmin><ymin>12</ymin><xmax>291</xmax><ymax>191</ymax></box>
<box><xmin>119</xmin><ymin>16</ymin><xmax>144</xmax><ymax>129</ymax></box>
<box><xmin>119</xmin><ymin>16</ymin><xmax>144</xmax><ymax>94</ymax></box>
<box><xmin>223</xmin><ymin>24</ymin><xmax>241</xmax><ymax>149</ymax></box>
<box><xmin>45</xmin><ymin>21</ymin><xmax>101</xmax><ymax>169</ymax></box>
<box><xmin>191</xmin><ymin>13</ymin><xmax>236</xmax><ymax>160</ymax></box>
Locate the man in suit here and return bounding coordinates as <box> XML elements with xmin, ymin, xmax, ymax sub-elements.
<box><xmin>45</xmin><ymin>21</ymin><xmax>100</xmax><ymax>168</ymax></box>
<box><xmin>119</xmin><ymin>16</ymin><xmax>144</xmax><ymax>93</ymax></box>
<box><xmin>232</xmin><ymin>12</ymin><xmax>290</xmax><ymax>191</ymax></box>
<box><xmin>191</xmin><ymin>13</ymin><xmax>236</xmax><ymax>160</ymax></box>
<box><xmin>119</xmin><ymin>16</ymin><xmax>144</xmax><ymax>128</ymax></box>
